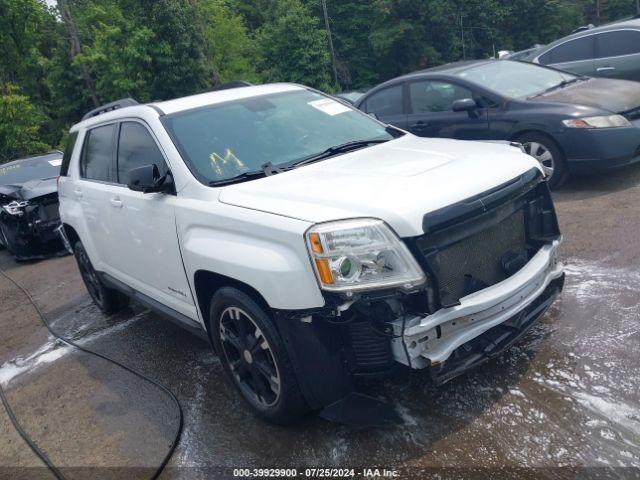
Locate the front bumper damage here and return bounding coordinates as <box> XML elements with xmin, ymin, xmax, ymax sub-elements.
<box><xmin>275</xmin><ymin>169</ymin><xmax>563</xmax><ymax>424</ymax></box>
<box><xmin>0</xmin><ymin>196</ymin><xmax>67</xmax><ymax>260</ymax></box>
<box><xmin>390</xmin><ymin>240</ymin><xmax>563</xmax><ymax>383</ymax></box>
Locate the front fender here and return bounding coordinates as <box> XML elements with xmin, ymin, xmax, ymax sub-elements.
<box><xmin>180</xmin><ymin>218</ymin><xmax>325</xmax><ymax>312</ymax></box>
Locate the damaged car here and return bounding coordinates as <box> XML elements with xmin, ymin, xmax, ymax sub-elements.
<box><xmin>0</xmin><ymin>151</ymin><xmax>66</xmax><ymax>261</ymax></box>
<box><xmin>58</xmin><ymin>86</ymin><xmax>564</xmax><ymax>424</ymax></box>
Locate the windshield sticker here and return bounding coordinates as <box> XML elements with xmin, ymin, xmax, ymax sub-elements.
<box><xmin>0</xmin><ymin>164</ymin><xmax>20</xmax><ymax>176</ymax></box>
<box><xmin>308</xmin><ymin>98</ymin><xmax>351</xmax><ymax>116</ymax></box>
<box><xmin>48</xmin><ymin>159</ymin><xmax>62</xmax><ymax>167</ymax></box>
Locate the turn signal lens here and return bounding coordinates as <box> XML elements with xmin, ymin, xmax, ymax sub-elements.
<box><xmin>309</xmin><ymin>232</ymin><xmax>323</xmax><ymax>253</ymax></box>
<box><xmin>315</xmin><ymin>258</ymin><xmax>334</xmax><ymax>284</ymax></box>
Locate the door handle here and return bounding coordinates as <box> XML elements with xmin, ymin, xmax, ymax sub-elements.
<box><xmin>596</xmin><ymin>66</ymin><xmax>615</xmax><ymax>72</ymax></box>
<box><xmin>73</xmin><ymin>188</ymin><xmax>83</xmax><ymax>198</ymax></box>
<box><xmin>110</xmin><ymin>197</ymin><xmax>123</xmax><ymax>208</ymax></box>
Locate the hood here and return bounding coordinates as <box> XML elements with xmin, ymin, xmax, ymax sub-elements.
<box><xmin>219</xmin><ymin>135</ymin><xmax>541</xmax><ymax>237</ymax></box>
<box><xmin>0</xmin><ymin>177</ymin><xmax>58</xmax><ymax>202</ymax></box>
<box><xmin>533</xmin><ymin>78</ymin><xmax>640</xmax><ymax>114</ymax></box>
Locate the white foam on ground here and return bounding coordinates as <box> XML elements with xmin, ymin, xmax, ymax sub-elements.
<box><xmin>0</xmin><ymin>315</ymin><xmax>142</xmax><ymax>387</ymax></box>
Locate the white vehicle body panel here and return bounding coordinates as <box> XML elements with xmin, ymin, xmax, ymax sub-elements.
<box><xmin>219</xmin><ymin>135</ymin><xmax>541</xmax><ymax>237</ymax></box>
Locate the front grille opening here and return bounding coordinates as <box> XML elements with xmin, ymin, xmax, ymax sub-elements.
<box><xmin>409</xmin><ymin>174</ymin><xmax>559</xmax><ymax>309</ymax></box>
<box><xmin>435</xmin><ymin>209</ymin><xmax>526</xmax><ymax>303</ymax></box>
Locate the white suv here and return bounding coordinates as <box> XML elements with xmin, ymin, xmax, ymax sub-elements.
<box><xmin>58</xmin><ymin>84</ymin><xmax>564</xmax><ymax>424</ymax></box>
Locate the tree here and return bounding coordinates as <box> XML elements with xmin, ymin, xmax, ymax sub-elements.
<box><xmin>0</xmin><ymin>85</ymin><xmax>49</xmax><ymax>163</ymax></box>
<box><xmin>193</xmin><ymin>0</ymin><xmax>259</xmax><ymax>85</ymax></box>
<box><xmin>256</xmin><ymin>0</ymin><xmax>333</xmax><ymax>90</ymax></box>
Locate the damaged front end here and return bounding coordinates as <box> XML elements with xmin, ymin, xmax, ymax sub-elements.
<box><xmin>276</xmin><ymin>168</ymin><xmax>564</xmax><ymax>423</ymax></box>
<box><xmin>0</xmin><ymin>185</ymin><xmax>66</xmax><ymax>261</ymax></box>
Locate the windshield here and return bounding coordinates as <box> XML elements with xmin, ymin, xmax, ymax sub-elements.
<box><xmin>456</xmin><ymin>61</ymin><xmax>577</xmax><ymax>98</ymax></box>
<box><xmin>0</xmin><ymin>153</ymin><xmax>62</xmax><ymax>186</ymax></box>
<box><xmin>162</xmin><ymin>89</ymin><xmax>394</xmax><ymax>185</ymax></box>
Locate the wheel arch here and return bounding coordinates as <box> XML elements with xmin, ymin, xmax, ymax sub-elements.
<box><xmin>510</xmin><ymin>129</ymin><xmax>566</xmax><ymax>159</ymax></box>
<box><xmin>62</xmin><ymin>223</ymin><xmax>81</xmax><ymax>247</ymax></box>
<box><xmin>193</xmin><ymin>269</ymin><xmax>273</xmax><ymax>345</ymax></box>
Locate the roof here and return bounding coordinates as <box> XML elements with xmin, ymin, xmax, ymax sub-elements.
<box><xmin>393</xmin><ymin>60</ymin><xmax>493</xmax><ymax>82</ymax></box>
<box><xmin>150</xmin><ymin>83</ymin><xmax>304</xmax><ymax>115</ymax></box>
<box><xmin>72</xmin><ymin>83</ymin><xmax>306</xmax><ymax>131</ymax></box>
<box><xmin>545</xmin><ymin>16</ymin><xmax>640</xmax><ymax>46</ymax></box>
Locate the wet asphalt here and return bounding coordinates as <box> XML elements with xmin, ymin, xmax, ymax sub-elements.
<box><xmin>0</xmin><ymin>165</ymin><xmax>639</xmax><ymax>479</ymax></box>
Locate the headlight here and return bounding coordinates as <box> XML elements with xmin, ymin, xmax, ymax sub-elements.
<box><xmin>305</xmin><ymin>218</ymin><xmax>426</xmax><ymax>293</ymax></box>
<box><xmin>562</xmin><ymin>115</ymin><xmax>631</xmax><ymax>129</ymax></box>
<box><xmin>2</xmin><ymin>200</ymin><xmax>29</xmax><ymax>216</ymax></box>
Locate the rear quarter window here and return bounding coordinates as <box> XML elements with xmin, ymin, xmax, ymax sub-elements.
<box><xmin>60</xmin><ymin>131</ymin><xmax>78</xmax><ymax>177</ymax></box>
<box><xmin>596</xmin><ymin>30</ymin><xmax>640</xmax><ymax>58</ymax></box>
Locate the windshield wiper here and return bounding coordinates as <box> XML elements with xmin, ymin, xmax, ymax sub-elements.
<box><xmin>209</xmin><ymin>170</ymin><xmax>266</xmax><ymax>187</ymax></box>
<box><xmin>529</xmin><ymin>77</ymin><xmax>587</xmax><ymax>99</ymax></box>
<box><xmin>208</xmin><ymin>162</ymin><xmax>284</xmax><ymax>186</ymax></box>
<box><xmin>288</xmin><ymin>139</ymin><xmax>390</xmax><ymax>169</ymax></box>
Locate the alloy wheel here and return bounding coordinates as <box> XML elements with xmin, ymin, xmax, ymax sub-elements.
<box><xmin>219</xmin><ymin>306</ymin><xmax>281</xmax><ymax>408</ymax></box>
<box><xmin>523</xmin><ymin>141</ymin><xmax>555</xmax><ymax>178</ymax></box>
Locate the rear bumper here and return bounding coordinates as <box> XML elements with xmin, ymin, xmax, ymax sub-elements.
<box><xmin>391</xmin><ymin>240</ymin><xmax>563</xmax><ymax>370</ymax></box>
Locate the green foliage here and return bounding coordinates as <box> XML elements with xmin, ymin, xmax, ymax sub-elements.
<box><xmin>0</xmin><ymin>85</ymin><xmax>49</xmax><ymax>163</ymax></box>
<box><xmin>256</xmin><ymin>0</ymin><xmax>333</xmax><ymax>90</ymax></box>
<box><xmin>194</xmin><ymin>0</ymin><xmax>259</xmax><ymax>84</ymax></box>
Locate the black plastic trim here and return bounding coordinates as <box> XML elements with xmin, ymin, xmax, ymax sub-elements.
<box><xmin>99</xmin><ymin>272</ymin><xmax>208</xmax><ymax>340</ymax></box>
<box><xmin>422</xmin><ymin>168</ymin><xmax>542</xmax><ymax>234</ymax></box>
<box><xmin>82</xmin><ymin>98</ymin><xmax>139</xmax><ymax>121</ymax></box>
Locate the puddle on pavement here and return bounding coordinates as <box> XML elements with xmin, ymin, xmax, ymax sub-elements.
<box><xmin>0</xmin><ymin>273</ymin><xmax>181</xmax><ymax>478</ymax></box>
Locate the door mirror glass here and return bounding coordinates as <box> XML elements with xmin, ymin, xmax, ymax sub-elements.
<box><xmin>127</xmin><ymin>164</ymin><xmax>173</xmax><ymax>194</ymax></box>
<box><xmin>452</xmin><ymin>98</ymin><xmax>478</xmax><ymax>112</ymax></box>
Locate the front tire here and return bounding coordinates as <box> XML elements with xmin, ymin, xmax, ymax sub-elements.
<box><xmin>74</xmin><ymin>242</ymin><xmax>127</xmax><ymax>314</ymax></box>
<box><xmin>516</xmin><ymin>132</ymin><xmax>567</xmax><ymax>189</ymax></box>
<box><xmin>209</xmin><ymin>287</ymin><xmax>309</xmax><ymax>424</ymax></box>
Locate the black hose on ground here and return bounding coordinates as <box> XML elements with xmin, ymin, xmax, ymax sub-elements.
<box><xmin>0</xmin><ymin>266</ymin><xmax>184</xmax><ymax>480</ymax></box>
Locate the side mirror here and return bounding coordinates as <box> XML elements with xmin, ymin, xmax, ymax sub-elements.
<box><xmin>127</xmin><ymin>164</ymin><xmax>174</xmax><ymax>194</ymax></box>
<box><xmin>452</xmin><ymin>98</ymin><xmax>478</xmax><ymax>112</ymax></box>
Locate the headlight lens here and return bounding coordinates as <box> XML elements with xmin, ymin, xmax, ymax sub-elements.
<box><xmin>305</xmin><ymin>219</ymin><xmax>426</xmax><ymax>293</ymax></box>
<box><xmin>2</xmin><ymin>200</ymin><xmax>29</xmax><ymax>216</ymax></box>
<box><xmin>562</xmin><ymin>115</ymin><xmax>631</xmax><ymax>129</ymax></box>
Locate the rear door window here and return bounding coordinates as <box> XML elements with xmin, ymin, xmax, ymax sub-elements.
<box><xmin>539</xmin><ymin>36</ymin><xmax>595</xmax><ymax>64</ymax></box>
<box><xmin>596</xmin><ymin>30</ymin><xmax>640</xmax><ymax>58</ymax></box>
<box><xmin>116</xmin><ymin>122</ymin><xmax>167</xmax><ymax>185</ymax></box>
<box><xmin>364</xmin><ymin>84</ymin><xmax>404</xmax><ymax>116</ymax></box>
<box><xmin>80</xmin><ymin>124</ymin><xmax>116</xmax><ymax>182</ymax></box>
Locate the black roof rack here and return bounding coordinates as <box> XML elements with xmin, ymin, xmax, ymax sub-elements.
<box><xmin>210</xmin><ymin>81</ymin><xmax>253</xmax><ymax>92</ymax></box>
<box><xmin>81</xmin><ymin>98</ymin><xmax>139</xmax><ymax>121</ymax></box>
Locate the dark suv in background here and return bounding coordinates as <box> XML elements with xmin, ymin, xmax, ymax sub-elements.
<box><xmin>521</xmin><ymin>17</ymin><xmax>640</xmax><ymax>81</ymax></box>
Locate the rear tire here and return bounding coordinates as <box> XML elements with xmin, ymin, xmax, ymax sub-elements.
<box><xmin>516</xmin><ymin>132</ymin><xmax>567</xmax><ymax>189</ymax></box>
<box><xmin>74</xmin><ymin>242</ymin><xmax>128</xmax><ymax>314</ymax></box>
<box><xmin>209</xmin><ymin>287</ymin><xmax>309</xmax><ymax>424</ymax></box>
